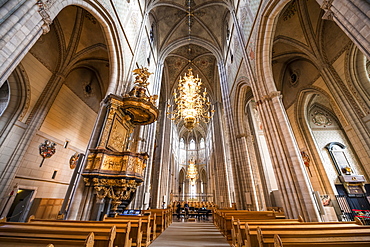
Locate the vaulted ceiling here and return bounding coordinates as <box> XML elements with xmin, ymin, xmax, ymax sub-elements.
<box><xmin>150</xmin><ymin>0</ymin><xmax>229</xmax><ymax>135</ymax></box>
<box><xmin>150</xmin><ymin>0</ymin><xmax>227</xmax><ymax>50</ymax></box>
<box><xmin>271</xmin><ymin>0</ymin><xmax>351</xmax><ymax>109</ymax></box>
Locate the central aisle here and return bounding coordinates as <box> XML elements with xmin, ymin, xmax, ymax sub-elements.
<box><xmin>149</xmin><ymin>221</ymin><xmax>231</xmax><ymax>247</ymax></box>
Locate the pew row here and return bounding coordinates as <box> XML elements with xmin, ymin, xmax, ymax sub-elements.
<box><xmin>231</xmin><ymin>218</ymin><xmax>370</xmax><ymax>247</ymax></box>
<box><xmin>104</xmin><ymin>214</ymin><xmax>152</xmax><ymax>246</ymax></box>
<box><xmin>213</xmin><ymin>209</ymin><xmax>288</xmax><ymax>241</ymax></box>
<box><xmin>27</xmin><ymin>216</ymin><xmax>134</xmax><ymax>247</ymax></box>
<box><xmin>0</xmin><ymin>223</ymin><xmax>110</xmax><ymax>247</ymax></box>
<box><xmin>142</xmin><ymin>208</ymin><xmax>173</xmax><ymax>235</ymax></box>
<box><xmin>263</xmin><ymin>228</ymin><xmax>370</xmax><ymax>247</ymax></box>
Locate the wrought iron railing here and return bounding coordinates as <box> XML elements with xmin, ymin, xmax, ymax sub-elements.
<box><xmin>335</xmin><ymin>195</ymin><xmax>370</xmax><ymax>225</ymax></box>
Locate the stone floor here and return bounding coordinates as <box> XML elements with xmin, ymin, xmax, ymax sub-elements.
<box><xmin>149</xmin><ymin>219</ymin><xmax>231</xmax><ymax>247</ymax></box>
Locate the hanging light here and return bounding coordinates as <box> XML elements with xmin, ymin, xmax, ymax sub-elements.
<box><xmin>186</xmin><ymin>159</ymin><xmax>198</xmax><ymax>185</ymax></box>
<box><xmin>167</xmin><ymin>68</ymin><xmax>214</xmax><ymax>130</ymax></box>
<box><xmin>166</xmin><ymin>0</ymin><xmax>215</xmax><ymax>130</ymax></box>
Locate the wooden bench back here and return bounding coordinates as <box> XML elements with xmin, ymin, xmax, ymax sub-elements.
<box><xmin>0</xmin><ymin>223</ymin><xmax>114</xmax><ymax>247</ymax></box>
<box><xmin>103</xmin><ymin>214</ymin><xmax>155</xmax><ymax>246</ymax></box>
<box><xmin>27</xmin><ymin>216</ymin><xmax>133</xmax><ymax>247</ymax></box>
<box><xmin>259</xmin><ymin>226</ymin><xmax>370</xmax><ymax>247</ymax></box>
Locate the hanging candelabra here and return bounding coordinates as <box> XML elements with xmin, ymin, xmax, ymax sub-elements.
<box><xmin>167</xmin><ymin>68</ymin><xmax>214</xmax><ymax>130</ymax></box>
<box><xmin>166</xmin><ymin>0</ymin><xmax>214</xmax><ymax>130</ymax></box>
<box><xmin>186</xmin><ymin>159</ymin><xmax>198</xmax><ymax>186</ymax></box>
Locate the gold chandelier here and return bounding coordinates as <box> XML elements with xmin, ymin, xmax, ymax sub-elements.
<box><xmin>167</xmin><ymin>68</ymin><xmax>214</xmax><ymax>130</ymax></box>
<box><xmin>186</xmin><ymin>159</ymin><xmax>198</xmax><ymax>185</ymax></box>
<box><xmin>166</xmin><ymin>0</ymin><xmax>214</xmax><ymax>130</ymax></box>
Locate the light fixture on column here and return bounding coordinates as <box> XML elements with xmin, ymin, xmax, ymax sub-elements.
<box><xmin>166</xmin><ymin>0</ymin><xmax>214</xmax><ymax>130</ymax></box>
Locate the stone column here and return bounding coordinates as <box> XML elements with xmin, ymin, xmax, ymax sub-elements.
<box><xmin>150</xmin><ymin>101</ymin><xmax>172</xmax><ymax>208</ymax></box>
<box><xmin>211</xmin><ymin>102</ymin><xmax>230</xmax><ymax>208</ymax></box>
<box><xmin>0</xmin><ymin>0</ymin><xmax>48</xmax><ymax>86</ymax></box>
<box><xmin>237</xmin><ymin>131</ymin><xmax>270</xmax><ymax>210</ymax></box>
<box><xmin>217</xmin><ymin>61</ymin><xmax>262</xmax><ymax>209</ymax></box>
<box><xmin>66</xmin><ymin>98</ymin><xmax>111</xmax><ymax>220</ymax></box>
<box><xmin>131</xmin><ymin>122</ymin><xmax>157</xmax><ymax>210</ymax></box>
<box><xmin>320</xmin><ymin>0</ymin><xmax>370</xmax><ymax>60</ymax></box>
<box><xmin>256</xmin><ymin>91</ymin><xmax>320</xmax><ymax>221</ymax></box>
<box><xmin>132</xmin><ymin>62</ymin><xmax>164</xmax><ymax>210</ymax></box>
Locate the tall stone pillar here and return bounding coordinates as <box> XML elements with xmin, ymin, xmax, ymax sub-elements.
<box><xmin>256</xmin><ymin>91</ymin><xmax>320</xmax><ymax>221</ymax></box>
<box><xmin>0</xmin><ymin>0</ymin><xmax>49</xmax><ymax>86</ymax></box>
<box><xmin>320</xmin><ymin>0</ymin><xmax>370</xmax><ymax>60</ymax></box>
<box><xmin>211</xmin><ymin>102</ymin><xmax>231</xmax><ymax>208</ymax></box>
<box><xmin>149</xmin><ymin>100</ymin><xmax>172</xmax><ymax>209</ymax></box>
<box><xmin>217</xmin><ymin>62</ymin><xmax>262</xmax><ymax>209</ymax></box>
<box><xmin>131</xmin><ymin>62</ymin><xmax>164</xmax><ymax>210</ymax></box>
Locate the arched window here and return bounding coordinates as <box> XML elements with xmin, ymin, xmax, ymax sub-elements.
<box><xmin>189</xmin><ymin>139</ymin><xmax>196</xmax><ymax>150</ymax></box>
<box><xmin>179</xmin><ymin>138</ymin><xmax>186</xmax><ymax>164</ymax></box>
<box><xmin>180</xmin><ymin>138</ymin><xmax>185</xmax><ymax>149</ymax></box>
<box><xmin>0</xmin><ymin>81</ymin><xmax>10</xmax><ymax>116</ymax></box>
<box><xmin>200</xmin><ymin>138</ymin><xmax>205</xmax><ymax>149</ymax></box>
<box><xmin>325</xmin><ymin>142</ymin><xmax>354</xmax><ymax>176</ymax></box>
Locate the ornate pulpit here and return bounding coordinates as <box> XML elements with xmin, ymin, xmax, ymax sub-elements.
<box><xmin>82</xmin><ymin>68</ymin><xmax>158</xmax><ymax>211</ymax></box>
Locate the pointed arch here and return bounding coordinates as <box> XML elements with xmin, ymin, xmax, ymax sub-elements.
<box><xmin>200</xmin><ymin>168</ymin><xmax>207</xmax><ymax>183</ymax></box>
<box><xmin>0</xmin><ymin>65</ymin><xmax>30</xmax><ymax>146</ymax></box>
<box><xmin>295</xmin><ymin>87</ymin><xmax>369</xmax><ymax>200</ymax></box>
<box><xmin>44</xmin><ymin>1</ymin><xmax>125</xmax><ymax>95</ymax></box>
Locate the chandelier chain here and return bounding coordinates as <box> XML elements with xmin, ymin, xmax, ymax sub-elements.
<box><xmin>166</xmin><ymin>0</ymin><xmax>215</xmax><ymax>130</ymax></box>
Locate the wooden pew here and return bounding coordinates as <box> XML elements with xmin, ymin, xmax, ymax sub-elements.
<box><xmin>214</xmin><ymin>210</ymin><xmax>281</xmax><ymax>240</ymax></box>
<box><xmin>142</xmin><ymin>209</ymin><xmax>172</xmax><ymax>235</ymax></box>
<box><xmin>234</xmin><ymin>219</ymin><xmax>368</xmax><ymax>247</ymax></box>
<box><xmin>267</xmin><ymin>207</ymin><xmax>285</xmax><ymax>219</ymax></box>
<box><xmin>0</xmin><ymin>232</ymin><xmax>94</xmax><ymax>247</ymax></box>
<box><xmin>108</xmin><ymin>213</ymin><xmax>157</xmax><ymax>241</ymax></box>
<box><xmin>0</xmin><ymin>223</ymin><xmax>108</xmax><ymax>247</ymax></box>
<box><xmin>232</xmin><ymin>219</ymin><xmax>367</xmax><ymax>247</ymax></box>
<box><xmin>27</xmin><ymin>216</ymin><xmax>132</xmax><ymax>247</ymax></box>
<box><xmin>106</xmin><ymin>214</ymin><xmax>152</xmax><ymax>246</ymax></box>
<box><xmin>148</xmin><ymin>213</ymin><xmax>157</xmax><ymax>240</ymax></box>
<box><xmin>231</xmin><ymin>218</ymin><xmax>304</xmax><ymax>247</ymax></box>
<box><xmin>221</xmin><ymin>209</ymin><xmax>370</xmax><ymax>247</ymax></box>
<box><xmin>259</xmin><ymin>227</ymin><xmax>370</xmax><ymax>247</ymax></box>
<box><xmin>113</xmin><ymin>213</ymin><xmax>158</xmax><ymax>241</ymax></box>
<box><xmin>223</xmin><ymin>212</ymin><xmax>279</xmax><ymax>237</ymax></box>
<box><xmin>213</xmin><ymin>209</ymin><xmax>275</xmax><ymax>230</ymax></box>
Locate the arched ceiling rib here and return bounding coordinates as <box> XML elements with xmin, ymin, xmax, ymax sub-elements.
<box><xmin>151</xmin><ymin>0</ymin><xmax>228</xmax><ymax>135</ymax></box>
<box><xmin>151</xmin><ymin>0</ymin><xmax>228</xmax><ymax>54</ymax></box>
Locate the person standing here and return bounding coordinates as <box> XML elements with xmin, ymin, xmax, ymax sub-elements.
<box><xmin>176</xmin><ymin>201</ymin><xmax>181</xmax><ymax>220</ymax></box>
<box><xmin>184</xmin><ymin>201</ymin><xmax>189</xmax><ymax>219</ymax></box>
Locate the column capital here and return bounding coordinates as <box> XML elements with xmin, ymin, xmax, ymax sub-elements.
<box><xmin>269</xmin><ymin>90</ymin><xmax>282</xmax><ymax>99</ymax></box>
<box><xmin>321</xmin><ymin>0</ymin><xmax>334</xmax><ymax>10</ymax></box>
<box><xmin>255</xmin><ymin>91</ymin><xmax>282</xmax><ymax>106</ymax></box>
<box><xmin>36</xmin><ymin>0</ymin><xmax>53</xmax><ymax>34</ymax></box>
<box><xmin>236</xmin><ymin>133</ymin><xmax>247</xmax><ymax>139</ymax></box>
<box><xmin>321</xmin><ymin>0</ymin><xmax>335</xmax><ymax>21</ymax></box>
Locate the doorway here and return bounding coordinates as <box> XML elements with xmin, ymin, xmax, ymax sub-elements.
<box><xmin>6</xmin><ymin>189</ymin><xmax>34</xmax><ymax>222</ymax></box>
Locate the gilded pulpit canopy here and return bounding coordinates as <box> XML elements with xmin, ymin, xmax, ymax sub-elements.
<box><xmin>82</xmin><ymin>67</ymin><xmax>158</xmax><ymax>211</ymax></box>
